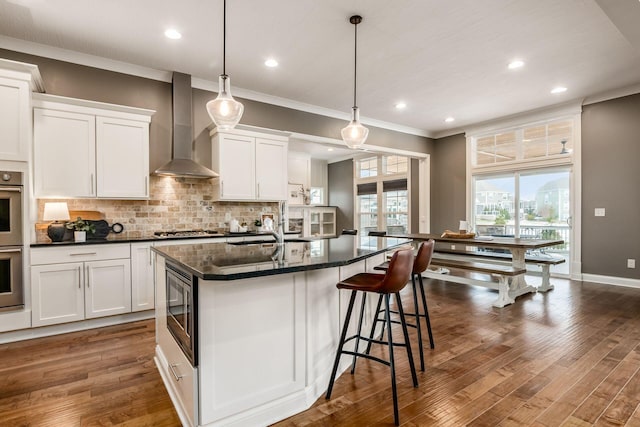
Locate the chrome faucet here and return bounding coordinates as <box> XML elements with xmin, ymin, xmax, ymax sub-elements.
<box><xmin>267</xmin><ymin>200</ymin><xmax>286</xmax><ymax>244</ymax></box>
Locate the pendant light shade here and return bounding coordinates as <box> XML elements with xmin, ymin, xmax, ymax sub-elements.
<box><xmin>207</xmin><ymin>0</ymin><xmax>243</xmax><ymax>129</ymax></box>
<box><xmin>206</xmin><ymin>75</ymin><xmax>244</xmax><ymax>130</ymax></box>
<box><xmin>342</xmin><ymin>15</ymin><xmax>368</xmax><ymax>149</ymax></box>
<box><xmin>342</xmin><ymin>107</ymin><xmax>369</xmax><ymax>149</ymax></box>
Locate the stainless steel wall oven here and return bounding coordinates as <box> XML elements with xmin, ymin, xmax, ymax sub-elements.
<box><xmin>0</xmin><ymin>171</ymin><xmax>23</xmax><ymax>312</ymax></box>
<box><xmin>166</xmin><ymin>260</ymin><xmax>197</xmax><ymax>366</ymax></box>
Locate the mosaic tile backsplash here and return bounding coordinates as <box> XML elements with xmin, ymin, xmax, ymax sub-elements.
<box><xmin>36</xmin><ymin>175</ymin><xmax>279</xmax><ymax>240</ymax></box>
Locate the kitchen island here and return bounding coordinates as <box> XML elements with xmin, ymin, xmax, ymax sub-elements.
<box><xmin>152</xmin><ymin>235</ymin><xmax>410</xmax><ymax>427</ymax></box>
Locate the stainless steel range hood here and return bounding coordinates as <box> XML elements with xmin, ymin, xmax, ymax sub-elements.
<box><xmin>154</xmin><ymin>72</ymin><xmax>218</xmax><ymax>178</ymax></box>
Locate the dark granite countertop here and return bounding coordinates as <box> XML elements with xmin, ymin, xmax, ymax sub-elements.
<box><xmin>152</xmin><ymin>235</ymin><xmax>412</xmax><ymax>280</ymax></box>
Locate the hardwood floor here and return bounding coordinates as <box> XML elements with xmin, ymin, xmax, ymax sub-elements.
<box><xmin>1</xmin><ymin>277</ymin><xmax>639</xmax><ymax>426</ymax></box>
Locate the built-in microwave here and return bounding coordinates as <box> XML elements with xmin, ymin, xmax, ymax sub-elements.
<box><xmin>166</xmin><ymin>261</ymin><xmax>197</xmax><ymax>366</ymax></box>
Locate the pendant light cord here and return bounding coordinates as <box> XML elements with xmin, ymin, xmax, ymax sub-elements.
<box><xmin>222</xmin><ymin>0</ymin><xmax>227</xmax><ymax>76</ymax></box>
<box><xmin>353</xmin><ymin>20</ymin><xmax>358</xmax><ymax>108</ymax></box>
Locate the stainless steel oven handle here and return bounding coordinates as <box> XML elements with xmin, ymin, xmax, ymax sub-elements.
<box><xmin>169</xmin><ymin>363</ymin><xmax>184</xmax><ymax>381</ymax></box>
<box><xmin>70</xmin><ymin>252</ymin><xmax>97</xmax><ymax>256</ymax></box>
<box><xmin>0</xmin><ymin>248</ymin><xmax>21</xmax><ymax>253</ymax></box>
<box><xmin>0</xmin><ymin>187</ymin><xmax>22</xmax><ymax>192</ymax></box>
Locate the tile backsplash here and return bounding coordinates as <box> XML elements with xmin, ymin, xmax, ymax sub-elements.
<box><xmin>36</xmin><ymin>175</ymin><xmax>279</xmax><ymax>240</ymax></box>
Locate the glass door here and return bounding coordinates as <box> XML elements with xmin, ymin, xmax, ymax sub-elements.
<box><xmin>519</xmin><ymin>169</ymin><xmax>570</xmax><ymax>274</ymax></box>
<box><xmin>473</xmin><ymin>167</ymin><xmax>571</xmax><ymax>276</ymax></box>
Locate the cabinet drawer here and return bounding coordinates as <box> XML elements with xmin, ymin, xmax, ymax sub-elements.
<box><xmin>159</xmin><ymin>325</ymin><xmax>198</xmax><ymax>426</ymax></box>
<box><xmin>31</xmin><ymin>244</ymin><xmax>130</xmax><ymax>265</ymax></box>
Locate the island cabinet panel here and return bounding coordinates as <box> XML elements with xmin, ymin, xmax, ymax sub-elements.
<box><xmin>198</xmin><ymin>273</ymin><xmax>306</xmax><ymax>425</ymax></box>
<box><xmin>304</xmin><ymin>267</ymin><xmax>341</xmax><ymax>393</ymax></box>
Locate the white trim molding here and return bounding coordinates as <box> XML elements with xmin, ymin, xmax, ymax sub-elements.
<box><xmin>582</xmin><ymin>274</ymin><xmax>640</xmax><ymax>289</ymax></box>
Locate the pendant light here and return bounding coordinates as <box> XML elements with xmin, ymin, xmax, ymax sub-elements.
<box><xmin>341</xmin><ymin>15</ymin><xmax>369</xmax><ymax>149</ymax></box>
<box><xmin>206</xmin><ymin>0</ymin><xmax>244</xmax><ymax>130</ymax></box>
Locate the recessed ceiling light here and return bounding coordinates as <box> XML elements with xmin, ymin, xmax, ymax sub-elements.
<box><xmin>265</xmin><ymin>58</ymin><xmax>278</xmax><ymax>68</ymax></box>
<box><xmin>508</xmin><ymin>60</ymin><xmax>524</xmax><ymax>69</ymax></box>
<box><xmin>551</xmin><ymin>86</ymin><xmax>567</xmax><ymax>94</ymax></box>
<box><xmin>445</xmin><ymin>117</ymin><xmax>455</xmax><ymax>123</ymax></box>
<box><xmin>164</xmin><ymin>29</ymin><xmax>182</xmax><ymax>40</ymax></box>
<box><xmin>327</xmin><ymin>147</ymin><xmax>334</xmax><ymax>152</ymax></box>
<box><xmin>395</xmin><ymin>102</ymin><xmax>407</xmax><ymax>109</ymax></box>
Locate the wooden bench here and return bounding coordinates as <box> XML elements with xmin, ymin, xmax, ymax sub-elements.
<box><xmin>434</xmin><ymin>248</ymin><xmax>565</xmax><ymax>292</ymax></box>
<box><xmin>426</xmin><ymin>257</ymin><xmax>527</xmax><ymax>308</ymax></box>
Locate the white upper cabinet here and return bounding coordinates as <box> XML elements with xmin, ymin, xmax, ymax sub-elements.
<box><xmin>211</xmin><ymin>126</ymin><xmax>288</xmax><ymax>201</ymax></box>
<box><xmin>96</xmin><ymin>116</ymin><xmax>149</xmax><ymax>198</ymax></box>
<box><xmin>34</xmin><ymin>108</ymin><xmax>96</xmax><ymax>197</ymax></box>
<box><xmin>0</xmin><ymin>59</ymin><xmax>44</xmax><ymax>162</ymax></box>
<box><xmin>33</xmin><ymin>93</ymin><xmax>154</xmax><ymax>199</ymax></box>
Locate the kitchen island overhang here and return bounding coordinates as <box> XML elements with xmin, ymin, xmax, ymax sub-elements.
<box><xmin>152</xmin><ymin>235</ymin><xmax>411</xmax><ymax>427</ymax></box>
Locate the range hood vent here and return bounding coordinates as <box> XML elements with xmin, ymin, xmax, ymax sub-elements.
<box><xmin>154</xmin><ymin>72</ymin><xmax>218</xmax><ymax>179</ymax></box>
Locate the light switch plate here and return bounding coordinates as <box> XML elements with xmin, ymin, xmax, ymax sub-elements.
<box><xmin>595</xmin><ymin>208</ymin><xmax>605</xmax><ymax>217</ymax></box>
<box><xmin>628</xmin><ymin>259</ymin><xmax>636</xmax><ymax>269</ymax></box>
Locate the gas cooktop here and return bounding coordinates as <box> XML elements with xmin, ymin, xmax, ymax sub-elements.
<box><xmin>153</xmin><ymin>230</ymin><xmax>222</xmax><ymax>239</ymax></box>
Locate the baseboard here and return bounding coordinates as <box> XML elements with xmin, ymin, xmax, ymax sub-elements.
<box><xmin>581</xmin><ymin>274</ymin><xmax>640</xmax><ymax>289</ymax></box>
<box><xmin>0</xmin><ymin>310</ymin><xmax>155</xmax><ymax>344</ymax></box>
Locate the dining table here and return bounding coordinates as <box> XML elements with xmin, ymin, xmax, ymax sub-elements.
<box><xmin>386</xmin><ymin>233</ymin><xmax>565</xmax><ymax>305</ymax></box>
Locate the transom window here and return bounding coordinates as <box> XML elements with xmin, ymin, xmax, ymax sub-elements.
<box><xmin>472</xmin><ymin>119</ymin><xmax>573</xmax><ymax>166</ymax></box>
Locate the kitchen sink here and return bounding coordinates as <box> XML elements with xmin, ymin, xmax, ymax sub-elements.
<box><xmin>227</xmin><ymin>238</ymin><xmax>312</xmax><ymax>246</ymax></box>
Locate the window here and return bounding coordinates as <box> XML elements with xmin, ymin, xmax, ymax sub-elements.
<box><xmin>468</xmin><ymin>112</ymin><xmax>579</xmax><ymax>276</ymax></box>
<box><xmin>310</xmin><ymin>187</ymin><xmax>323</xmax><ymax>205</ymax></box>
<box><xmin>355</xmin><ymin>155</ymin><xmax>410</xmax><ymax>235</ymax></box>
<box><xmin>472</xmin><ymin>119</ymin><xmax>573</xmax><ymax>166</ymax></box>
<box><xmin>357</xmin><ymin>156</ymin><xmax>378</xmax><ymax>178</ymax></box>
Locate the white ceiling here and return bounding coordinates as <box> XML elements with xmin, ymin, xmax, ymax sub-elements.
<box><xmin>2</xmin><ymin>0</ymin><xmax>640</xmax><ymax>143</ymax></box>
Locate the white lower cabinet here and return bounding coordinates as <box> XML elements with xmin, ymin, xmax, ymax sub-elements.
<box><xmin>31</xmin><ymin>244</ymin><xmax>132</xmax><ymax>327</ymax></box>
<box><xmin>130</xmin><ymin>242</ymin><xmax>155</xmax><ymax>312</ymax></box>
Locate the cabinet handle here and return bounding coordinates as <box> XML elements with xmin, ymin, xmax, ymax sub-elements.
<box><xmin>257</xmin><ymin>182</ymin><xmax>260</xmax><ymax>198</ymax></box>
<box><xmin>85</xmin><ymin>265</ymin><xmax>90</xmax><ymax>288</ymax></box>
<box><xmin>149</xmin><ymin>248</ymin><xmax>152</xmax><ymax>265</ymax></box>
<box><xmin>145</xmin><ymin>176</ymin><xmax>148</xmax><ymax>195</ymax></box>
<box><xmin>0</xmin><ymin>248</ymin><xmax>21</xmax><ymax>253</ymax></box>
<box><xmin>70</xmin><ymin>252</ymin><xmax>97</xmax><ymax>256</ymax></box>
<box><xmin>221</xmin><ymin>181</ymin><xmax>224</xmax><ymax>197</ymax></box>
<box><xmin>90</xmin><ymin>173</ymin><xmax>94</xmax><ymax>195</ymax></box>
<box><xmin>169</xmin><ymin>363</ymin><xmax>183</xmax><ymax>381</ymax></box>
<box><xmin>78</xmin><ymin>266</ymin><xmax>81</xmax><ymax>288</ymax></box>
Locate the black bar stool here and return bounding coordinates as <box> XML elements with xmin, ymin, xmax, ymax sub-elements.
<box><xmin>325</xmin><ymin>249</ymin><xmax>417</xmax><ymax>426</ymax></box>
<box><xmin>341</xmin><ymin>229</ymin><xmax>358</xmax><ymax>235</ymax></box>
<box><xmin>369</xmin><ymin>239</ymin><xmax>436</xmax><ymax>371</ymax></box>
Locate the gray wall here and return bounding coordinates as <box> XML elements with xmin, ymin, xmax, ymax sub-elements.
<box><xmin>431</xmin><ymin>133</ymin><xmax>467</xmax><ymax>234</ymax></box>
<box><xmin>328</xmin><ymin>160</ymin><xmax>354</xmax><ymax>233</ymax></box>
<box><xmin>1</xmin><ymin>48</ymin><xmax>432</xmax><ymax>174</ymax></box>
<box><xmin>582</xmin><ymin>93</ymin><xmax>640</xmax><ymax>279</ymax></box>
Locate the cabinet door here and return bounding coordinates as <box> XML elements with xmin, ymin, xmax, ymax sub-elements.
<box><xmin>31</xmin><ymin>263</ymin><xmax>84</xmax><ymax>327</ymax></box>
<box><xmin>256</xmin><ymin>138</ymin><xmax>287</xmax><ymax>201</ymax></box>
<box><xmin>131</xmin><ymin>242</ymin><xmax>155</xmax><ymax>312</ymax></box>
<box><xmin>216</xmin><ymin>134</ymin><xmax>255</xmax><ymax>200</ymax></box>
<box><xmin>34</xmin><ymin>108</ymin><xmax>96</xmax><ymax>197</ymax></box>
<box><xmin>0</xmin><ymin>77</ymin><xmax>29</xmax><ymax>161</ymax></box>
<box><xmin>85</xmin><ymin>259</ymin><xmax>132</xmax><ymax>319</ymax></box>
<box><xmin>96</xmin><ymin>116</ymin><xmax>149</xmax><ymax>199</ymax></box>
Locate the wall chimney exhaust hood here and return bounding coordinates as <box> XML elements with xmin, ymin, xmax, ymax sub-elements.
<box><xmin>154</xmin><ymin>72</ymin><xmax>218</xmax><ymax>179</ymax></box>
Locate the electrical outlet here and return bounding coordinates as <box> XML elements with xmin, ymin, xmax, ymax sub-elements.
<box><xmin>451</xmin><ymin>244</ymin><xmax>456</xmax><ymax>250</ymax></box>
<box><xmin>595</xmin><ymin>208</ymin><xmax>605</xmax><ymax>217</ymax></box>
<box><xmin>628</xmin><ymin>259</ymin><xmax>636</xmax><ymax>269</ymax></box>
